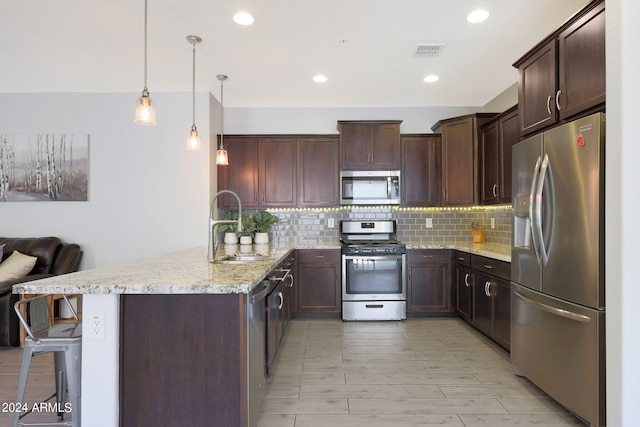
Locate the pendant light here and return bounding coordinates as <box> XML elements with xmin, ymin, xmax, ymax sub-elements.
<box><xmin>186</xmin><ymin>35</ymin><xmax>202</xmax><ymax>151</ymax></box>
<box><xmin>134</xmin><ymin>0</ymin><xmax>157</xmax><ymax>125</ymax></box>
<box><xmin>216</xmin><ymin>74</ymin><xmax>229</xmax><ymax>165</ymax></box>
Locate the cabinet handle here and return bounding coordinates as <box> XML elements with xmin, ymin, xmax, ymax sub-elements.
<box><xmin>555</xmin><ymin>90</ymin><xmax>562</xmax><ymax>111</ymax></box>
<box><xmin>464</xmin><ymin>273</ymin><xmax>470</xmax><ymax>287</ymax></box>
<box><xmin>483</xmin><ymin>264</ymin><xmax>495</xmax><ymax>270</ymax></box>
<box><xmin>546</xmin><ymin>95</ymin><xmax>553</xmax><ymax>115</ymax></box>
<box><xmin>492</xmin><ymin>184</ymin><xmax>497</xmax><ymax>197</ymax></box>
<box><xmin>263</xmin><ymin>191</ymin><xmax>266</xmax><ymax>202</ymax></box>
<box><xmin>277</xmin><ymin>292</ymin><xmax>283</xmax><ymax>310</ymax></box>
<box><xmin>315</xmin><ymin>255</ymin><xmax>325</xmax><ymax>259</ymax></box>
<box><xmin>422</xmin><ymin>255</ymin><xmax>434</xmax><ymax>258</ymax></box>
<box><xmin>457</xmin><ymin>257</ymin><xmax>465</xmax><ymax>261</ymax></box>
<box><xmin>485</xmin><ymin>281</ymin><xmax>491</xmax><ymax>297</ymax></box>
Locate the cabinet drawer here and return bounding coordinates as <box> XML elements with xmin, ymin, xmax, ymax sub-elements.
<box><xmin>454</xmin><ymin>251</ymin><xmax>471</xmax><ymax>266</ymax></box>
<box><xmin>297</xmin><ymin>249</ymin><xmax>341</xmax><ymax>264</ymax></box>
<box><xmin>471</xmin><ymin>255</ymin><xmax>510</xmax><ymax>280</ymax></box>
<box><xmin>407</xmin><ymin>249</ymin><xmax>451</xmax><ymax>264</ymax></box>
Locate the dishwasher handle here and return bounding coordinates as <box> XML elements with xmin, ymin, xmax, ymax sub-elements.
<box><xmin>250</xmin><ymin>280</ymin><xmax>271</xmax><ymax>303</ymax></box>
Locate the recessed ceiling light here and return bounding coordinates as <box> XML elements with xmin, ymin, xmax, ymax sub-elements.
<box><xmin>233</xmin><ymin>12</ymin><xmax>255</xmax><ymax>26</ymax></box>
<box><xmin>313</xmin><ymin>74</ymin><xmax>328</xmax><ymax>83</ymax></box>
<box><xmin>423</xmin><ymin>74</ymin><xmax>439</xmax><ymax>83</ymax></box>
<box><xmin>467</xmin><ymin>9</ymin><xmax>490</xmax><ymax>23</ymax></box>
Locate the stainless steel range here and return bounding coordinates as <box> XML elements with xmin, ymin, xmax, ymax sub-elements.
<box><xmin>340</xmin><ymin>220</ymin><xmax>406</xmax><ymax>321</ymax></box>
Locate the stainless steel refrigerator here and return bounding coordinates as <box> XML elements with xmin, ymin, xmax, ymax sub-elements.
<box><xmin>511</xmin><ymin>112</ymin><xmax>605</xmax><ymax>427</ymax></box>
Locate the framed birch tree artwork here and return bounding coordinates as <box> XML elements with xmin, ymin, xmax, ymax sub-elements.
<box><xmin>0</xmin><ymin>133</ymin><xmax>89</xmax><ymax>202</ymax></box>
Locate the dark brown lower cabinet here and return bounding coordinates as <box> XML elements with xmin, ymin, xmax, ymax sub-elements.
<box><xmin>120</xmin><ymin>294</ymin><xmax>248</xmax><ymax>427</ymax></box>
<box><xmin>406</xmin><ymin>249</ymin><xmax>454</xmax><ymax>316</ymax></box>
<box><xmin>470</xmin><ymin>255</ymin><xmax>511</xmax><ymax>351</ymax></box>
<box><xmin>294</xmin><ymin>249</ymin><xmax>341</xmax><ymax>318</ymax></box>
<box><xmin>454</xmin><ymin>251</ymin><xmax>472</xmax><ymax>321</ymax></box>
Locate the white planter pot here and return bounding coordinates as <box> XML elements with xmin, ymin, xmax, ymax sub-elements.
<box><xmin>240</xmin><ymin>235</ymin><xmax>253</xmax><ymax>245</ymax></box>
<box><xmin>224</xmin><ymin>232</ymin><xmax>238</xmax><ymax>244</ymax></box>
<box><xmin>254</xmin><ymin>232</ymin><xmax>269</xmax><ymax>244</ymax></box>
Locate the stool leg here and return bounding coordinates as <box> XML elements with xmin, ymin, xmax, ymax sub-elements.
<box><xmin>13</xmin><ymin>344</ymin><xmax>34</xmax><ymax>427</ymax></box>
<box><xmin>64</xmin><ymin>344</ymin><xmax>81</xmax><ymax>427</ymax></box>
<box><xmin>53</xmin><ymin>351</ymin><xmax>66</xmax><ymax>421</ymax></box>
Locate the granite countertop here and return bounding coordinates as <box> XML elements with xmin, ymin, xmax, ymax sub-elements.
<box><xmin>13</xmin><ymin>241</ymin><xmax>509</xmax><ymax>296</ymax></box>
<box><xmin>404</xmin><ymin>241</ymin><xmax>511</xmax><ymax>262</ymax></box>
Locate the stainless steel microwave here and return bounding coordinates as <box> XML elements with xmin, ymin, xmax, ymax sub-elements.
<box><xmin>340</xmin><ymin>171</ymin><xmax>401</xmax><ymax>205</ymax></box>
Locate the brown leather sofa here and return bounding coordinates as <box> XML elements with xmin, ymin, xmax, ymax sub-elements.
<box><xmin>0</xmin><ymin>237</ymin><xmax>82</xmax><ymax>347</ymax></box>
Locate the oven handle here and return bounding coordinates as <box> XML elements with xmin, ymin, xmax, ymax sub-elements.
<box><xmin>344</xmin><ymin>255</ymin><xmax>404</xmax><ymax>261</ymax></box>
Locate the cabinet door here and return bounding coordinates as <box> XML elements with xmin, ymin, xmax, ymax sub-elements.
<box><xmin>499</xmin><ymin>108</ymin><xmax>519</xmax><ymax>203</ymax></box>
<box><xmin>371</xmin><ymin>123</ymin><xmax>401</xmax><ymax>170</ymax></box>
<box><xmin>558</xmin><ymin>1</ymin><xmax>605</xmax><ymax>120</ymax></box>
<box><xmin>455</xmin><ymin>263</ymin><xmax>472</xmax><ymax>321</ymax></box>
<box><xmin>517</xmin><ymin>39</ymin><xmax>558</xmax><ymax>136</ymax></box>
<box><xmin>401</xmin><ymin>135</ymin><xmax>441</xmax><ymax>207</ymax></box>
<box><xmin>295</xmin><ymin>250</ymin><xmax>341</xmax><ymax>317</ymax></box>
<box><xmin>217</xmin><ymin>136</ymin><xmax>260</xmax><ymax>208</ymax></box>
<box><xmin>407</xmin><ymin>250</ymin><xmax>453</xmax><ymax>314</ymax></box>
<box><xmin>441</xmin><ymin>117</ymin><xmax>476</xmax><ymax>206</ymax></box>
<box><xmin>472</xmin><ymin>271</ymin><xmax>493</xmax><ymax>336</ymax></box>
<box><xmin>298</xmin><ymin>137</ymin><xmax>339</xmax><ymax>207</ymax></box>
<box><xmin>261</xmin><ymin>138</ymin><xmax>297</xmax><ymax>207</ymax></box>
<box><xmin>480</xmin><ymin>120</ymin><xmax>500</xmax><ymax>205</ymax></box>
<box><xmin>340</xmin><ymin>123</ymin><xmax>371</xmax><ymax>170</ymax></box>
<box><xmin>492</xmin><ymin>277</ymin><xmax>511</xmax><ymax>350</ymax></box>
<box><xmin>266</xmin><ymin>282</ymin><xmax>285</xmax><ymax>376</ymax></box>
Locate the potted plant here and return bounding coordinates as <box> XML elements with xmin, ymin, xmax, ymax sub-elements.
<box><xmin>253</xmin><ymin>210</ymin><xmax>278</xmax><ymax>244</ymax></box>
<box><xmin>238</xmin><ymin>214</ymin><xmax>256</xmax><ymax>245</ymax></box>
<box><xmin>218</xmin><ymin>210</ymin><xmax>239</xmax><ymax>244</ymax></box>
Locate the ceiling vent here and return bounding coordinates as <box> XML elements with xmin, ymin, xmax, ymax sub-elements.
<box><xmin>413</xmin><ymin>43</ymin><xmax>445</xmax><ymax>57</ymax></box>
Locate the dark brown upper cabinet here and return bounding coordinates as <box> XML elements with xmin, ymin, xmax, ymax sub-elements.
<box><xmin>217</xmin><ymin>136</ymin><xmax>297</xmax><ymax>208</ymax></box>
<box><xmin>479</xmin><ymin>106</ymin><xmax>519</xmax><ymax>205</ymax></box>
<box><xmin>338</xmin><ymin>121</ymin><xmax>402</xmax><ymax>171</ymax></box>
<box><xmin>297</xmin><ymin>137</ymin><xmax>339</xmax><ymax>207</ymax></box>
<box><xmin>514</xmin><ymin>0</ymin><xmax>605</xmax><ymax>137</ymax></box>
<box><xmin>400</xmin><ymin>134</ymin><xmax>441</xmax><ymax>207</ymax></box>
<box><xmin>432</xmin><ymin>114</ymin><xmax>498</xmax><ymax>207</ymax></box>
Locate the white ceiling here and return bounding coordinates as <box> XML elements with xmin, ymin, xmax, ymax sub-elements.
<box><xmin>1</xmin><ymin>0</ymin><xmax>590</xmax><ymax>108</ymax></box>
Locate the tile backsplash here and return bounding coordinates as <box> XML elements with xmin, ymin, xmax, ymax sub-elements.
<box><xmin>236</xmin><ymin>205</ymin><xmax>513</xmax><ymax>246</ymax></box>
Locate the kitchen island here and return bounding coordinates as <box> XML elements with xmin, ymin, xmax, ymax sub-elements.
<box><xmin>12</xmin><ymin>241</ymin><xmax>509</xmax><ymax>427</ymax></box>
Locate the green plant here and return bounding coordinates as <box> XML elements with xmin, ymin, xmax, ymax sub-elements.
<box><xmin>238</xmin><ymin>214</ymin><xmax>256</xmax><ymax>237</ymax></box>
<box><xmin>217</xmin><ymin>210</ymin><xmax>239</xmax><ymax>233</ymax></box>
<box><xmin>254</xmin><ymin>210</ymin><xmax>278</xmax><ymax>233</ymax></box>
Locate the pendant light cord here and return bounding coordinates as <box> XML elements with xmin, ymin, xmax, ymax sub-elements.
<box><xmin>192</xmin><ymin>41</ymin><xmax>196</xmax><ymax>128</ymax></box>
<box><xmin>143</xmin><ymin>0</ymin><xmax>149</xmax><ymax>93</ymax></box>
<box><xmin>220</xmin><ymin>78</ymin><xmax>224</xmax><ymax>149</ymax></box>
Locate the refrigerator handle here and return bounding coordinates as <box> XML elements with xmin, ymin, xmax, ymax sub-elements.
<box><xmin>514</xmin><ymin>291</ymin><xmax>591</xmax><ymax>323</ymax></box>
<box><xmin>535</xmin><ymin>154</ymin><xmax>550</xmax><ymax>265</ymax></box>
<box><xmin>529</xmin><ymin>156</ymin><xmax>542</xmax><ymax>262</ymax></box>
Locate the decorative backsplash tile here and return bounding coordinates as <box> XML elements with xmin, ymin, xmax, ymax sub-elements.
<box><xmin>234</xmin><ymin>205</ymin><xmax>513</xmax><ymax>246</ymax></box>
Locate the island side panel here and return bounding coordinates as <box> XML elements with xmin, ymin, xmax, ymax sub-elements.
<box><xmin>119</xmin><ymin>294</ymin><xmax>248</xmax><ymax>427</ymax></box>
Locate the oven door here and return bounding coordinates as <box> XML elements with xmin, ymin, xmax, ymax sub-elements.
<box><xmin>342</xmin><ymin>254</ymin><xmax>406</xmax><ymax>301</ymax></box>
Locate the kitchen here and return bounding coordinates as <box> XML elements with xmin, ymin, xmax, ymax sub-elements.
<box><xmin>1</xmin><ymin>0</ymin><xmax>639</xmax><ymax>426</ymax></box>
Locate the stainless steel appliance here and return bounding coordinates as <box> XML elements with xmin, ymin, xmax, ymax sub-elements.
<box><xmin>340</xmin><ymin>170</ymin><xmax>400</xmax><ymax>205</ymax></box>
<box><xmin>511</xmin><ymin>112</ymin><xmax>605</xmax><ymax>427</ymax></box>
<box><xmin>247</xmin><ymin>280</ymin><xmax>269</xmax><ymax>427</ymax></box>
<box><xmin>340</xmin><ymin>220</ymin><xmax>406</xmax><ymax>321</ymax></box>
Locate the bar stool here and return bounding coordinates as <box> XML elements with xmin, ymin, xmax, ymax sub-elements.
<box><xmin>13</xmin><ymin>294</ymin><xmax>82</xmax><ymax>427</ymax></box>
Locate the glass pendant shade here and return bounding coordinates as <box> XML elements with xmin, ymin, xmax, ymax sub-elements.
<box><xmin>134</xmin><ymin>91</ymin><xmax>157</xmax><ymax>125</ymax></box>
<box><xmin>216</xmin><ymin>148</ymin><xmax>229</xmax><ymax>165</ymax></box>
<box><xmin>186</xmin><ymin>127</ymin><xmax>202</xmax><ymax>151</ymax></box>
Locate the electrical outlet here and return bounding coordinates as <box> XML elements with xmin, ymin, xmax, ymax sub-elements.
<box><xmin>491</xmin><ymin>218</ymin><xmax>496</xmax><ymax>229</ymax></box>
<box><xmin>425</xmin><ymin>218</ymin><xmax>433</xmax><ymax>228</ymax></box>
<box><xmin>87</xmin><ymin>313</ymin><xmax>106</xmax><ymax>340</ymax></box>
<box><xmin>328</xmin><ymin>218</ymin><xmax>335</xmax><ymax>229</ymax></box>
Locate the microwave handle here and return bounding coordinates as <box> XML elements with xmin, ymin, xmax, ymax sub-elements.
<box><xmin>387</xmin><ymin>177</ymin><xmax>392</xmax><ymax>199</ymax></box>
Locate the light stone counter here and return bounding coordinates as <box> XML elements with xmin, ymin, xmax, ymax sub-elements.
<box><xmin>404</xmin><ymin>241</ymin><xmax>511</xmax><ymax>262</ymax></box>
<box><xmin>12</xmin><ymin>244</ymin><xmax>301</xmax><ymax>295</ymax></box>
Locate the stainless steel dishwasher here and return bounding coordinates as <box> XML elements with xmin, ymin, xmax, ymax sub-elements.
<box><xmin>247</xmin><ymin>280</ymin><xmax>269</xmax><ymax>427</ymax></box>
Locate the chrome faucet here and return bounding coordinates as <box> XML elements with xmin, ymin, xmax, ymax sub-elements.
<box><xmin>208</xmin><ymin>190</ymin><xmax>243</xmax><ymax>262</ymax></box>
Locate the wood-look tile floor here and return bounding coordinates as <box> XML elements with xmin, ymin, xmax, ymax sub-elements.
<box><xmin>258</xmin><ymin>318</ymin><xmax>587</xmax><ymax>427</ymax></box>
<box><xmin>0</xmin><ymin>318</ymin><xmax>586</xmax><ymax>427</ymax></box>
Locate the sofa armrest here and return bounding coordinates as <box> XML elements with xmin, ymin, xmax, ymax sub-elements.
<box><xmin>50</xmin><ymin>244</ymin><xmax>83</xmax><ymax>276</ymax></box>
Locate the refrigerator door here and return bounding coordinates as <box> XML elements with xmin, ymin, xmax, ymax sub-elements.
<box><xmin>511</xmin><ymin>133</ymin><xmax>543</xmax><ymax>291</ymax></box>
<box><xmin>540</xmin><ymin>113</ymin><xmax>605</xmax><ymax>309</ymax></box>
<box><xmin>511</xmin><ymin>283</ymin><xmax>605</xmax><ymax>427</ymax></box>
